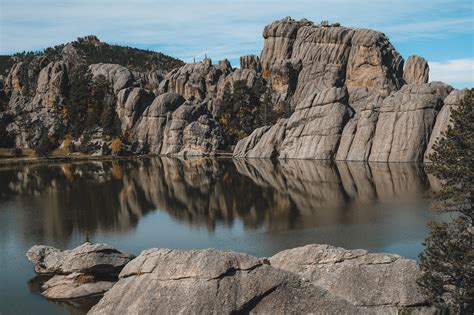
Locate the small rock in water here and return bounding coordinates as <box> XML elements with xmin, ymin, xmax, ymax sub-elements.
<box><xmin>26</xmin><ymin>242</ymin><xmax>134</xmax><ymax>300</ymax></box>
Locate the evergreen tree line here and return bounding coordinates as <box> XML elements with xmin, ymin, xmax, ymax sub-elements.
<box><xmin>418</xmin><ymin>89</ymin><xmax>473</xmax><ymax>314</ymax></box>
<box><xmin>218</xmin><ymin>78</ymin><xmax>290</xmax><ymax>146</ymax></box>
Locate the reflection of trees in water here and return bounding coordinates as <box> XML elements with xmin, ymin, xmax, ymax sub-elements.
<box><xmin>0</xmin><ymin>158</ymin><xmax>433</xmax><ymax>244</ymax></box>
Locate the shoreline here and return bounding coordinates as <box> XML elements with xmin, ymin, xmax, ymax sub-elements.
<box><xmin>0</xmin><ymin>151</ymin><xmax>431</xmax><ymax>168</ymax></box>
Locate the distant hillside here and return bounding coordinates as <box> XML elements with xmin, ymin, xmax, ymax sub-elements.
<box><xmin>0</xmin><ymin>35</ymin><xmax>184</xmax><ymax>76</ymax></box>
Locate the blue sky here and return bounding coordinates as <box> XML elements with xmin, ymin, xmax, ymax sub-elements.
<box><xmin>0</xmin><ymin>0</ymin><xmax>473</xmax><ymax>88</ymax></box>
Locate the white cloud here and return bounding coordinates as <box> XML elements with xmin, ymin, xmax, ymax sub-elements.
<box><xmin>1</xmin><ymin>0</ymin><xmax>472</xmax><ymax>57</ymax></box>
<box><xmin>429</xmin><ymin>58</ymin><xmax>474</xmax><ymax>88</ymax></box>
<box><xmin>0</xmin><ymin>0</ymin><xmax>472</xmax><ymax>89</ymax></box>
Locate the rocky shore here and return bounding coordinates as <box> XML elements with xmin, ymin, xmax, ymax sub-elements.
<box><xmin>27</xmin><ymin>243</ymin><xmax>437</xmax><ymax>314</ymax></box>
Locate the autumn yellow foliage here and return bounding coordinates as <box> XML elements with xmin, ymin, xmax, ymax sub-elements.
<box><xmin>111</xmin><ymin>137</ymin><xmax>122</xmax><ymax>156</ymax></box>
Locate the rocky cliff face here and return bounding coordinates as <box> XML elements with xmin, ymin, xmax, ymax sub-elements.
<box><xmin>234</xmin><ymin>17</ymin><xmax>465</xmax><ymax>162</ymax></box>
<box><xmin>0</xmin><ymin>19</ymin><xmax>467</xmax><ymax>161</ymax></box>
<box><xmin>0</xmin><ymin>37</ymin><xmax>224</xmax><ymax>156</ymax></box>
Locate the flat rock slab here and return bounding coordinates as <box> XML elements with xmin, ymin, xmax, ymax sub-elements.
<box><xmin>42</xmin><ymin>273</ymin><xmax>114</xmax><ymax>300</ymax></box>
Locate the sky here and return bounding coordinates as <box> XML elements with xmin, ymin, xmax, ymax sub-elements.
<box><xmin>0</xmin><ymin>0</ymin><xmax>473</xmax><ymax>88</ymax></box>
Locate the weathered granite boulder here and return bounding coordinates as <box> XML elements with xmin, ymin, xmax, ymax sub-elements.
<box><xmin>283</xmin><ymin>86</ymin><xmax>351</xmax><ymax>159</ymax></box>
<box><xmin>158</xmin><ymin>58</ymin><xmax>233</xmax><ymax>103</ymax></box>
<box><xmin>133</xmin><ymin>93</ymin><xmax>186</xmax><ymax>153</ymax></box>
<box><xmin>89</xmin><ymin>245</ymin><xmax>435</xmax><ymax>314</ymax></box>
<box><xmin>89</xmin><ymin>63</ymin><xmax>134</xmax><ymax>93</ymax></box>
<box><xmin>270</xmin><ymin>244</ymin><xmax>427</xmax><ymax>308</ymax></box>
<box><xmin>32</xmin><ymin>61</ymin><xmax>68</xmax><ymax>110</ymax></box>
<box><xmin>369</xmin><ymin>82</ymin><xmax>452</xmax><ymax>162</ymax></box>
<box><xmin>424</xmin><ymin>89</ymin><xmax>467</xmax><ymax>161</ymax></box>
<box><xmin>116</xmin><ymin>87</ymin><xmax>155</xmax><ymax>132</ymax></box>
<box><xmin>133</xmin><ymin>93</ymin><xmax>222</xmax><ymax>155</ymax></box>
<box><xmin>89</xmin><ymin>248</ymin><xmax>364</xmax><ymax>314</ymax></box>
<box><xmin>26</xmin><ymin>242</ymin><xmax>134</xmax><ymax>276</ymax></box>
<box><xmin>233</xmin><ymin>119</ymin><xmax>287</xmax><ymax>158</ymax></box>
<box><xmin>41</xmin><ymin>273</ymin><xmax>115</xmax><ymax>300</ymax></box>
<box><xmin>160</xmin><ymin>101</ymin><xmax>222</xmax><ymax>156</ymax></box>
<box><xmin>404</xmin><ymin>55</ymin><xmax>429</xmax><ymax>85</ymax></box>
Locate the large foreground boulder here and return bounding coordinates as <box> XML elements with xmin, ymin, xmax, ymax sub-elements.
<box><xmin>89</xmin><ymin>245</ymin><xmax>435</xmax><ymax>314</ymax></box>
<box><xmin>89</xmin><ymin>248</ymin><xmax>363</xmax><ymax>314</ymax></box>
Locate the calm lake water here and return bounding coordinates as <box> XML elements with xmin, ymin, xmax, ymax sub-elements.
<box><xmin>0</xmin><ymin>157</ymin><xmax>438</xmax><ymax>314</ymax></box>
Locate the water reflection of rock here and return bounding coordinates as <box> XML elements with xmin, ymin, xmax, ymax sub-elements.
<box><xmin>0</xmin><ymin>158</ymin><xmax>432</xmax><ymax>243</ymax></box>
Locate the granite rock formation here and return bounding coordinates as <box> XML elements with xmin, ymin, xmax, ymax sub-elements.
<box><xmin>26</xmin><ymin>243</ymin><xmax>134</xmax><ymax>275</ymax></box>
<box><xmin>404</xmin><ymin>55</ymin><xmax>429</xmax><ymax>85</ymax></box>
<box><xmin>0</xmin><ymin>18</ymin><xmax>467</xmax><ymax>161</ymax></box>
<box><xmin>132</xmin><ymin>93</ymin><xmax>222</xmax><ymax>155</ymax></box>
<box><xmin>270</xmin><ymin>244</ymin><xmax>426</xmax><ymax>308</ymax></box>
<box><xmin>89</xmin><ymin>63</ymin><xmax>134</xmax><ymax>93</ymax></box>
<box><xmin>88</xmin><ymin>244</ymin><xmax>434</xmax><ymax>314</ymax></box>
<box><xmin>234</xmin><ymin>18</ymin><xmax>463</xmax><ymax>162</ymax></box>
<box><xmin>26</xmin><ymin>243</ymin><xmax>134</xmax><ymax>300</ymax></box>
<box><xmin>368</xmin><ymin>82</ymin><xmax>452</xmax><ymax>162</ymax></box>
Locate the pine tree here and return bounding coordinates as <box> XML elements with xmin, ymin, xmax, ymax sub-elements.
<box><xmin>66</xmin><ymin>65</ymin><xmax>91</xmax><ymax>137</ymax></box>
<box><xmin>86</xmin><ymin>74</ymin><xmax>109</xmax><ymax>130</ymax></box>
<box><xmin>418</xmin><ymin>89</ymin><xmax>474</xmax><ymax>314</ymax></box>
<box><xmin>34</xmin><ymin>129</ymin><xmax>53</xmax><ymax>157</ymax></box>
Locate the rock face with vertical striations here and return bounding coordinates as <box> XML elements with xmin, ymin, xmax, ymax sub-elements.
<box><xmin>404</xmin><ymin>55</ymin><xmax>429</xmax><ymax>85</ymax></box>
<box><xmin>368</xmin><ymin>82</ymin><xmax>452</xmax><ymax>162</ymax></box>
<box><xmin>234</xmin><ymin>87</ymin><xmax>353</xmax><ymax>159</ymax></box>
<box><xmin>336</xmin><ymin>87</ymin><xmax>385</xmax><ymax>161</ymax></box>
<box><xmin>260</xmin><ymin>17</ymin><xmax>404</xmax><ymax>108</ymax></box>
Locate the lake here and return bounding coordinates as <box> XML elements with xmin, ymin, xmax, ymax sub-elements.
<box><xmin>0</xmin><ymin>157</ymin><xmax>438</xmax><ymax>314</ymax></box>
